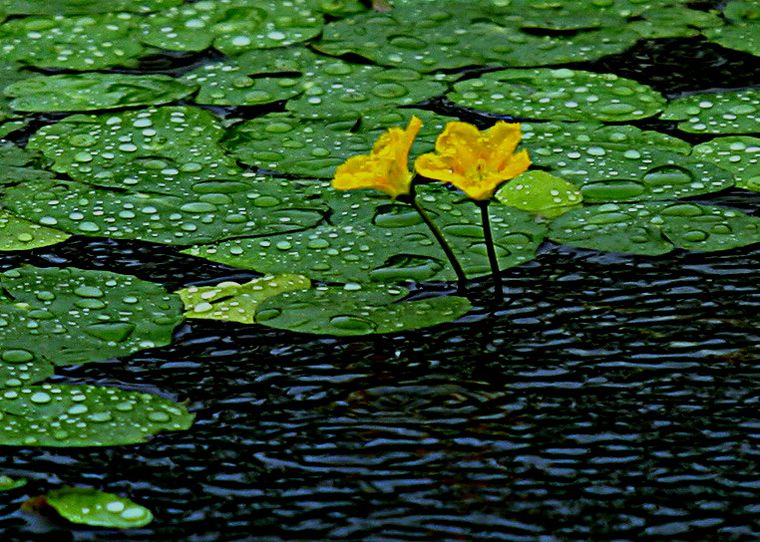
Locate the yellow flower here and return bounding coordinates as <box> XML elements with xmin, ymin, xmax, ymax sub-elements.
<box><xmin>331</xmin><ymin>116</ymin><xmax>423</xmax><ymax>199</ymax></box>
<box><xmin>414</xmin><ymin>121</ymin><xmax>531</xmax><ymax>201</ymax></box>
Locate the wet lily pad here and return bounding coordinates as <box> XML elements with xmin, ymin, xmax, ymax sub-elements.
<box><xmin>27</xmin><ymin>107</ymin><xmax>242</xmax><ymax>195</ymax></box>
<box><xmin>627</xmin><ymin>5</ymin><xmax>723</xmax><ymax>39</ymax></box>
<box><xmin>0</xmin><ymin>62</ymin><xmax>34</xmax><ymax>123</ymax></box>
<box><xmin>35</xmin><ymin>487</ymin><xmax>153</xmax><ymax>528</ymax></box>
<box><xmin>2</xmin><ymin>0</ymin><xmax>181</xmax><ymax>15</ymax></box>
<box><xmin>0</xmin><ymin>475</ymin><xmax>26</xmax><ymax>491</ymax></box>
<box><xmin>661</xmin><ymin>89</ymin><xmax>760</xmax><ymax>134</ymax></box>
<box><xmin>184</xmin><ymin>184</ymin><xmax>546</xmax><ymax>283</ymax></box>
<box><xmin>256</xmin><ymin>285</ymin><xmax>471</xmax><ymax>336</ymax></box>
<box><xmin>449</xmin><ymin>68</ymin><xmax>665</xmax><ymax>122</ymax></box>
<box><xmin>0</xmin><ymin>120</ymin><xmax>27</xmax><ymax>138</ymax></box>
<box><xmin>178</xmin><ymin>274</ymin><xmax>311</xmax><ymax>324</ymax></box>
<box><xmin>2</xmin><ymin>176</ymin><xmax>326</xmax><ymax>245</ymax></box>
<box><xmin>0</xmin><ymin>383</ymin><xmax>193</xmax><ymax>446</ymax></box>
<box><xmin>0</xmin><ymin>13</ymin><xmax>145</xmax><ymax>70</ymax></box>
<box><xmin>0</xmin><ymin>345</ymin><xmax>53</xmax><ymax>390</ymax></box>
<box><xmin>691</xmin><ymin>137</ymin><xmax>760</xmax><ymax>192</ymax></box>
<box><xmin>549</xmin><ymin>202</ymin><xmax>760</xmax><ymax>255</ymax></box>
<box><xmin>703</xmin><ymin>0</ymin><xmax>760</xmax><ymax>56</ymax></box>
<box><xmin>522</xmin><ymin>122</ymin><xmax>733</xmax><ymax>201</ymax></box>
<box><xmin>5</xmin><ymin>73</ymin><xmax>197</xmax><ymax>113</ymax></box>
<box><xmin>0</xmin><ymin>140</ymin><xmax>54</xmax><ymax>182</ymax></box>
<box><xmin>140</xmin><ymin>0</ymin><xmax>323</xmax><ymax>54</ymax></box>
<box><xmin>0</xmin><ymin>266</ymin><xmax>183</xmax><ymax>367</ymax></box>
<box><xmin>222</xmin><ymin>109</ymin><xmax>455</xmax><ymax>177</ymax></box>
<box><xmin>496</xmin><ymin>171</ymin><xmax>582</xmax><ymax>217</ymax></box>
<box><xmin>477</xmin><ymin>0</ymin><xmax>654</xmax><ymax>30</ymax></box>
<box><xmin>0</xmin><ymin>210</ymin><xmax>70</xmax><ymax>251</ymax></box>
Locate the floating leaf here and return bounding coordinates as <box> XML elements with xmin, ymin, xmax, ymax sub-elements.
<box><xmin>549</xmin><ymin>202</ymin><xmax>760</xmax><ymax>255</ymax></box>
<box><xmin>0</xmin><ymin>120</ymin><xmax>27</xmax><ymax>138</ymax></box>
<box><xmin>0</xmin><ymin>14</ymin><xmax>145</xmax><ymax>70</ymax></box>
<box><xmin>496</xmin><ymin>171</ymin><xmax>582</xmax><ymax>217</ymax></box>
<box><xmin>627</xmin><ymin>5</ymin><xmax>723</xmax><ymax>39</ymax></box>
<box><xmin>0</xmin><ymin>140</ymin><xmax>54</xmax><ymax>182</ymax></box>
<box><xmin>33</xmin><ymin>487</ymin><xmax>153</xmax><ymax>529</ymax></box>
<box><xmin>661</xmin><ymin>89</ymin><xmax>760</xmax><ymax>134</ymax></box>
<box><xmin>0</xmin><ymin>210</ymin><xmax>70</xmax><ymax>251</ymax></box>
<box><xmin>222</xmin><ymin>109</ymin><xmax>455</xmax><ymax>177</ymax></box>
<box><xmin>3</xmin><ymin>176</ymin><xmax>326</xmax><ymax>245</ymax></box>
<box><xmin>449</xmin><ymin>68</ymin><xmax>665</xmax><ymax>122</ymax></box>
<box><xmin>691</xmin><ymin>136</ymin><xmax>760</xmax><ymax>192</ymax></box>
<box><xmin>140</xmin><ymin>0</ymin><xmax>323</xmax><ymax>54</ymax></box>
<box><xmin>310</xmin><ymin>0</ymin><xmax>366</xmax><ymax>17</ymax></box>
<box><xmin>0</xmin><ymin>345</ymin><xmax>53</xmax><ymax>389</ymax></box>
<box><xmin>2</xmin><ymin>0</ymin><xmax>182</xmax><ymax>15</ymax></box>
<box><xmin>0</xmin><ymin>383</ymin><xmax>193</xmax><ymax>446</ymax></box>
<box><xmin>521</xmin><ymin>122</ymin><xmax>733</xmax><ymax>201</ymax></box>
<box><xmin>27</xmin><ymin>107</ymin><xmax>242</xmax><ymax>195</ymax></box>
<box><xmin>476</xmin><ymin>0</ymin><xmax>653</xmax><ymax>30</ymax></box>
<box><xmin>0</xmin><ymin>61</ymin><xmax>33</xmax><ymax>123</ymax></box>
<box><xmin>184</xmin><ymin>184</ymin><xmax>546</xmax><ymax>283</ymax></box>
<box><xmin>703</xmin><ymin>0</ymin><xmax>760</xmax><ymax>56</ymax></box>
<box><xmin>5</xmin><ymin>73</ymin><xmax>197</xmax><ymax>113</ymax></box>
<box><xmin>256</xmin><ymin>285</ymin><xmax>471</xmax><ymax>336</ymax></box>
<box><xmin>0</xmin><ymin>475</ymin><xmax>26</xmax><ymax>491</ymax></box>
<box><xmin>0</xmin><ymin>266</ymin><xmax>183</xmax><ymax>367</ymax></box>
<box><xmin>177</xmin><ymin>274</ymin><xmax>311</xmax><ymax>324</ymax></box>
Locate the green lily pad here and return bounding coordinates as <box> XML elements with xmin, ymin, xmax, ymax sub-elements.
<box><xmin>691</xmin><ymin>136</ymin><xmax>760</xmax><ymax>192</ymax></box>
<box><xmin>496</xmin><ymin>171</ymin><xmax>582</xmax><ymax>217</ymax></box>
<box><xmin>0</xmin><ymin>210</ymin><xmax>70</xmax><ymax>251</ymax></box>
<box><xmin>661</xmin><ymin>89</ymin><xmax>760</xmax><ymax>134</ymax></box>
<box><xmin>549</xmin><ymin>202</ymin><xmax>760</xmax><ymax>255</ymax></box>
<box><xmin>627</xmin><ymin>5</ymin><xmax>723</xmax><ymax>38</ymax></box>
<box><xmin>222</xmin><ymin>109</ymin><xmax>455</xmax><ymax>177</ymax></box>
<box><xmin>310</xmin><ymin>0</ymin><xmax>366</xmax><ymax>17</ymax></box>
<box><xmin>0</xmin><ymin>475</ymin><xmax>26</xmax><ymax>491</ymax></box>
<box><xmin>0</xmin><ymin>383</ymin><xmax>193</xmax><ymax>446</ymax></box>
<box><xmin>0</xmin><ymin>13</ymin><xmax>145</xmax><ymax>70</ymax></box>
<box><xmin>316</xmin><ymin>7</ymin><xmax>640</xmax><ymax>73</ymax></box>
<box><xmin>521</xmin><ymin>122</ymin><xmax>733</xmax><ymax>201</ymax></box>
<box><xmin>178</xmin><ymin>274</ymin><xmax>311</xmax><ymax>324</ymax></box>
<box><xmin>703</xmin><ymin>0</ymin><xmax>760</xmax><ymax>56</ymax></box>
<box><xmin>0</xmin><ymin>346</ymin><xmax>53</xmax><ymax>389</ymax></box>
<box><xmin>184</xmin><ymin>184</ymin><xmax>546</xmax><ymax>283</ymax></box>
<box><xmin>27</xmin><ymin>107</ymin><xmax>242</xmax><ymax>195</ymax></box>
<box><xmin>0</xmin><ymin>266</ymin><xmax>183</xmax><ymax>367</ymax></box>
<box><xmin>2</xmin><ymin>0</ymin><xmax>181</xmax><ymax>15</ymax></box>
<box><xmin>2</xmin><ymin>176</ymin><xmax>326</xmax><ymax>245</ymax></box>
<box><xmin>39</xmin><ymin>487</ymin><xmax>153</xmax><ymax>528</ymax></box>
<box><xmin>449</xmin><ymin>68</ymin><xmax>665</xmax><ymax>122</ymax></box>
<box><xmin>140</xmin><ymin>0</ymin><xmax>323</xmax><ymax>54</ymax></box>
<box><xmin>0</xmin><ymin>62</ymin><xmax>33</xmax><ymax>123</ymax></box>
<box><xmin>256</xmin><ymin>285</ymin><xmax>471</xmax><ymax>336</ymax></box>
<box><xmin>5</xmin><ymin>73</ymin><xmax>197</xmax><ymax>113</ymax></box>
<box><xmin>0</xmin><ymin>140</ymin><xmax>54</xmax><ymax>183</ymax></box>
<box><xmin>0</xmin><ymin>120</ymin><xmax>27</xmax><ymax>138</ymax></box>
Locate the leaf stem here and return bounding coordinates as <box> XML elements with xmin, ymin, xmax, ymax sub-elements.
<box><xmin>477</xmin><ymin>200</ymin><xmax>504</xmax><ymax>303</ymax></box>
<box><xmin>405</xmin><ymin>184</ymin><xmax>467</xmax><ymax>290</ymax></box>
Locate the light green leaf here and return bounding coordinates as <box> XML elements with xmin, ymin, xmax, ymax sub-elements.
<box><xmin>0</xmin><ymin>383</ymin><xmax>193</xmax><ymax>447</ymax></box>
<box><xmin>0</xmin><ymin>210</ymin><xmax>70</xmax><ymax>251</ymax></box>
<box><xmin>627</xmin><ymin>5</ymin><xmax>723</xmax><ymax>38</ymax></box>
<box><xmin>449</xmin><ymin>68</ymin><xmax>665</xmax><ymax>122</ymax></box>
<box><xmin>0</xmin><ymin>475</ymin><xmax>26</xmax><ymax>491</ymax></box>
<box><xmin>661</xmin><ymin>89</ymin><xmax>760</xmax><ymax>134</ymax></box>
<box><xmin>496</xmin><ymin>171</ymin><xmax>582</xmax><ymax>217</ymax></box>
<box><xmin>5</xmin><ymin>73</ymin><xmax>197</xmax><ymax>113</ymax></box>
<box><xmin>2</xmin><ymin>0</ymin><xmax>182</xmax><ymax>15</ymax></box>
<box><xmin>39</xmin><ymin>487</ymin><xmax>153</xmax><ymax>528</ymax></box>
<box><xmin>691</xmin><ymin>136</ymin><xmax>760</xmax><ymax>192</ymax></box>
<box><xmin>256</xmin><ymin>285</ymin><xmax>471</xmax><ymax>336</ymax></box>
<box><xmin>178</xmin><ymin>274</ymin><xmax>311</xmax><ymax>324</ymax></box>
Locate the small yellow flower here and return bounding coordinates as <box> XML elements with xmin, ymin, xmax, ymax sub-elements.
<box><xmin>331</xmin><ymin>116</ymin><xmax>422</xmax><ymax>199</ymax></box>
<box><xmin>414</xmin><ymin>121</ymin><xmax>531</xmax><ymax>201</ymax></box>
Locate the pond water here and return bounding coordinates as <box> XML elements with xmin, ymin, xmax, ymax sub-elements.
<box><xmin>0</xmin><ymin>1</ymin><xmax>759</xmax><ymax>540</ymax></box>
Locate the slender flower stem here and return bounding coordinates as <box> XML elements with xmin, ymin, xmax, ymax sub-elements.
<box><xmin>478</xmin><ymin>201</ymin><xmax>504</xmax><ymax>303</ymax></box>
<box><xmin>404</xmin><ymin>184</ymin><xmax>467</xmax><ymax>290</ymax></box>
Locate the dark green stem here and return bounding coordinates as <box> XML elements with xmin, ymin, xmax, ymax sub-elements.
<box><xmin>405</xmin><ymin>187</ymin><xmax>467</xmax><ymax>290</ymax></box>
<box><xmin>478</xmin><ymin>201</ymin><xmax>504</xmax><ymax>303</ymax></box>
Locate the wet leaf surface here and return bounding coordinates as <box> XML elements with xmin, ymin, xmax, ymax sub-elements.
<box><xmin>662</xmin><ymin>88</ymin><xmax>760</xmax><ymax>134</ymax></box>
<box><xmin>692</xmin><ymin>136</ymin><xmax>760</xmax><ymax>192</ymax></box>
<box><xmin>36</xmin><ymin>487</ymin><xmax>154</xmax><ymax>528</ymax></box>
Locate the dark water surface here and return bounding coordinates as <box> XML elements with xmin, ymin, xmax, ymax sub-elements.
<box><xmin>1</xmin><ymin>17</ymin><xmax>760</xmax><ymax>542</ymax></box>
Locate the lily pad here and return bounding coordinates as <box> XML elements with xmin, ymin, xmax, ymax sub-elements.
<box><xmin>496</xmin><ymin>171</ymin><xmax>582</xmax><ymax>217</ymax></box>
<box><xmin>0</xmin><ymin>120</ymin><xmax>27</xmax><ymax>138</ymax></box>
<box><xmin>0</xmin><ymin>383</ymin><xmax>193</xmax><ymax>446</ymax></box>
<box><xmin>0</xmin><ymin>210</ymin><xmax>70</xmax><ymax>251</ymax></box>
<box><xmin>0</xmin><ymin>475</ymin><xmax>26</xmax><ymax>491</ymax></box>
<box><xmin>0</xmin><ymin>13</ymin><xmax>146</xmax><ymax>70</ymax></box>
<box><xmin>178</xmin><ymin>274</ymin><xmax>311</xmax><ymax>324</ymax></box>
<box><xmin>521</xmin><ymin>122</ymin><xmax>733</xmax><ymax>201</ymax></box>
<box><xmin>256</xmin><ymin>285</ymin><xmax>472</xmax><ymax>336</ymax></box>
<box><xmin>184</xmin><ymin>184</ymin><xmax>547</xmax><ymax>283</ymax></box>
<box><xmin>661</xmin><ymin>89</ymin><xmax>760</xmax><ymax>134</ymax></box>
<box><xmin>0</xmin><ymin>266</ymin><xmax>183</xmax><ymax>367</ymax></box>
<box><xmin>222</xmin><ymin>109</ymin><xmax>455</xmax><ymax>177</ymax></box>
<box><xmin>37</xmin><ymin>487</ymin><xmax>153</xmax><ymax>528</ymax></box>
<box><xmin>0</xmin><ymin>140</ymin><xmax>54</xmax><ymax>182</ymax></box>
<box><xmin>5</xmin><ymin>73</ymin><xmax>197</xmax><ymax>113</ymax></box>
<box><xmin>703</xmin><ymin>0</ymin><xmax>760</xmax><ymax>56</ymax></box>
<box><xmin>140</xmin><ymin>0</ymin><xmax>323</xmax><ymax>54</ymax></box>
<box><xmin>626</xmin><ymin>5</ymin><xmax>723</xmax><ymax>39</ymax></box>
<box><xmin>0</xmin><ymin>62</ymin><xmax>32</xmax><ymax>123</ymax></box>
<box><xmin>2</xmin><ymin>0</ymin><xmax>182</xmax><ymax>15</ymax></box>
<box><xmin>691</xmin><ymin>137</ymin><xmax>760</xmax><ymax>192</ymax></box>
<box><xmin>0</xmin><ymin>345</ymin><xmax>53</xmax><ymax>389</ymax></box>
<box><xmin>549</xmin><ymin>202</ymin><xmax>760</xmax><ymax>255</ymax></box>
<box><xmin>27</xmin><ymin>107</ymin><xmax>242</xmax><ymax>195</ymax></box>
<box><xmin>2</xmin><ymin>176</ymin><xmax>326</xmax><ymax>245</ymax></box>
<box><xmin>449</xmin><ymin>68</ymin><xmax>665</xmax><ymax>122</ymax></box>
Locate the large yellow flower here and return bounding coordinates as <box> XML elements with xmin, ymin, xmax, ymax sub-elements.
<box><xmin>414</xmin><ymin>121</ymin><xmax>531</xmax><ymax>201</ymax></box>
<box><xmin>331</xmin><ymin>116</ymin><xmax>422</xmax><ymax>199</ymax></box>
